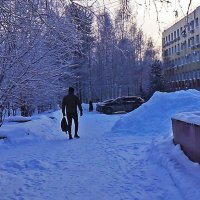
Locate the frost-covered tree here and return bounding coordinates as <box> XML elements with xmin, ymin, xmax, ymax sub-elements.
<box><xmin>150</xmin><ymin>60</ymin><xmax>165</xmax><ymax>95</ymax></box>
<box><xmin>94</xmin><ymin>11</ymin><xmax>116</xmax><ymax>100</ymax></box>
<box><xmin>0</xmin><ymin>0</ymin><xmax>163</xmax><ymax>123</ymax></box>
<box><xmin>64</xmin><ymin>2</ymin><xmax>94</xmax><ymax>102</ymax></box>
<box><xmin>141</xmin><ymin>37</ymin><xmax>158</xmax><ymax>93</ymax></box>
<box><xmin>0</xmin><ymin>0</ymin><xmax>85</xmax><ymax>121</ymax></box>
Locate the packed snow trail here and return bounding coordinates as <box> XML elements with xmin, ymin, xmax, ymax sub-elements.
<box><xmin>0</xmin><ymin>111</ymin><xmax>183</xmax><ymax>200</ymax></box>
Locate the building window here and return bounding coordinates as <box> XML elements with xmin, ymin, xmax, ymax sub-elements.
<box><xmin>195</xmin><ymin>71</ymin><xmax>198</xmax><ymax>79</ymax></box>
<box><xmin>175</xmin><ymin>58</ymin><xmax>177</xmax><ymax>65</ymax></box>
<box><xmin>178</xmin><ymin>57</ymin><xmax>181</xmax><ymax>66</ymax></box>
<box><xmin>180</xmin><ymin>56</ymin><xmax>183</xmax><ymax>65</ymax></box>
<box><xmin>196</xmin><ymin>71</ymin><xmax>198</xmax><ymax>79</ymax></box>
<box><xmin>198</xmin><ymin>51</ymin><xmax>200</xmax><ymax>61</ymax></box>
<box><xmin>190</xmin><ymin>71</ymin><xmax>192</xmax><ymax>79</ymax></box>
<box><xmin>192</xmin><ymin>71</ymin><xmax>194</xmax><ymax>79</ymax></box>
<box><xmin>181</xmin><ymin>73</ymin><xmax>184</xmax><ymax>81</ymax></box>
<box><xmin>191</xmin><ymin>37</ymin><xmax>194</xmax><ymax>46</ymax></box>
<box><xmin>171</xmin><ymin>33</ymin><xmax>173</xmax><ymax>41</ymax></box>
<box><xmin>183</xmin><ymin>73</ymin><xmax>186</xmax><ymax>80</ymax></box>
<box><xmin>175</xmin><ymin>45</ymin><xmax>177</xmax><ymax>52</ymax></box>
<box><xmin>195</xmin><ymin>18</ymin><xmax>199</xmax><ymax>27</ymax></box>
<box><xmin>164</xmin><ymin>49</ymin><xmax>168</xmax><ymax>57</ymax></box>
<box><xmin>187</xmin><ymin>24</ymin><xmax>190</xmax><ymax>32</ymax></box>
<box><xmin>193</xmin><ymin>71</ymin><xmax>196</xmax><ymax>79</ymax></box>
<box><xmin>194</xmin><ymin>52</ymin><xmax>198</xmax><ymax>62</ymax></box>
<box><xmin>189</xmin><ymin>54</ymin><xmax>192</xmax><ymax>63</ymax></box>
<box><xmin>186</xmin><ymin>73</ymin><xmax>188</xmax><ymax>80</ymax></box>
<box><xmin>171</xmin><ymin>60</ymin><xmax>174</xmax><ymax>67</ymax></box>
<box><xmin>196</xmin><ymin>35</ymin><xmax>199</xmax><ymax>44</ymax></box>
<box><xmin>188</xmin><ymin>72</ymin><xmax>191</xmax><ymax>79</ymax></box>
<box><xmin>174</xmin><ymin>31</ymin><xmax>176</xmax><ymax>39</ymax></box>
<box><xmin>172</xmin><ymin>46</ymin><xmax>174</xmax><ymax>54</ymax></box>
<box><xmin>185</xmin><ymin>56</ymin><xmax>187</xmax><ymax>64</ymax></box>
<box><xmin>185</xmin><ymin>55</ymin><xmax>189</xmax><ymax>64</ymax></box>
<box><xmin>186</xmin><ymin>72</ymin><xmax>188</xmax><ymax>80</ymax></box>
<box><xmin>183</xmin><ymin>56</ymin><xmax>186</xmax><ymax>65</ymax></box>
<box><xmin>177</xmin><ymin>74</ymin><xmax>180</xmax><ymax>81</ymax></box>
<box><xmin>177</xmin><ymin>29</ymin><xmax>180</xmax><ymax>37</ymax></box>
<box><xmin>192</xmin><ymin>53</ymin><xmax>195</xmax><ymax>62</ymax></box>
<box><xmin>177</xmin><ymin>43</ymin><xmax>180</xmax><ymax>52</ymax></box>
<box><xmin>184</xmin><ymin>41</ymin><xmax>187</xmax><ymax>49</ymax></box>
<box><xmin>184</xmin><ymin>56</ymin><xmax>186</xmax><ymax>64</ymax></box>
<box><xmin>188</xmin><ymin>38</ymin><xmax>191</xmax><ymax>47</ymax></box>
<box><xmin>190</xmin><ymin>20</ymin><xmax>194</xmax><ymax>30</ymax></box>
<box><xmin>168</xmin><ymin>34</ymin><xmax>170</xmax><ymax>42</ymax></box>
<box><xmin>181</xmin><ymin>43</ymin><xmax>184</xmax><ymax>50</ymax></box>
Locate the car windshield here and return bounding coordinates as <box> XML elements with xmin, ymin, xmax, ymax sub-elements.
<box><xmin>124</xmin><ymin>97</ymin><xmax>137</xmax><ymax>102</ymax></box>
<box><xmin>103</xmin><ymin>99</ymin><xmax>113</xmax><ymax>103</ymax></box>
<box><xmin>113</xmin><ymin>98</ymin><xmax>123</xmax><ymax>103</ymax></box>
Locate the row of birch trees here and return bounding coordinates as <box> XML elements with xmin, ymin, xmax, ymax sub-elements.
<box><xmin>0</xmin><ymin>0</ymin><xmax>161</xmax><ymax>120</ymax></box>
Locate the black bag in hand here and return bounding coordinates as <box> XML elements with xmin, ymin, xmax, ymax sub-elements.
<box><xmin>61</xmin><ymin>117</ymin><xmax>68</xmax><ymax>132</ymax></box>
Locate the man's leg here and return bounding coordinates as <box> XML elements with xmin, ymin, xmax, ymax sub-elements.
<box><xmin>67</xmin><ymin>113</ymin><xmax>73</xmax><ymax>139</ymax></box>
<box><xmin>73</xmin><ymin>113</ymin><xmax>79</xmax><ymax>138</ymax></box>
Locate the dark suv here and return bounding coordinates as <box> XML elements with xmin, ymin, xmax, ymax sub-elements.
<box><xmin>96</xmin><ymin>96</ymin><xmax>145</xmax><ymax>114</ymax></box>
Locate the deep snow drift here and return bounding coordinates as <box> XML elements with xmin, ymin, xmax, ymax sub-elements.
<box><xmin>112</xmin><ymin>89</ymin><xmax>200</xmax><ymax>136</ymax></box>
<box><xmin>1</xmin><ymin>90</ymin><xmax>200</xmax><ymax>200</ymax></box>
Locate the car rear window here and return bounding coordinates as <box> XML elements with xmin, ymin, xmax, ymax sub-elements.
<box><xmin>124</xmin><ymin>97</ymin><xmax>138</xmax><ymax>102</ymax></box>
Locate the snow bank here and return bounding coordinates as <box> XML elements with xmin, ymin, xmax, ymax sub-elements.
<box><xmin>150</xmin><ymin>137</ymin><xmax>200</xmax><ymax>199</ymax></box>
<box><xmin>112</xmin><ymin>89</ymin><xmax>200</xmax><ymax>136</ymax></box>
<box><xmin>0</xmin><ymin>111</ymin><xmax>65</xmax><ymax>145</ymax></box>
<box><xmin>0</xmin><ymin>104</ymin><xmax>89</xmax><ymax>145</ymax></box>
<box><xmin>172</xmin><ymin>111</ymin><xmax>200</xmax><ymax>126</ymax></box>
<box><xmin>7</xmin><ymin>116</ymin><xmax>32</xmax><ymax>122</ymax></box>
<box><xmin>110</xmin><ymin>89</ymin><xmax>200</xmax><ymax>199</ymax></box>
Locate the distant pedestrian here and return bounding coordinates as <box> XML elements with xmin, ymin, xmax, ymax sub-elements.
<box><xmin>89</xmin><ymin>100</ymin><xmax>93</xmax><ymax>112</ymax></box>
<box><xmin>20</xmin><ymin>101</ymin><xmax>28</xmax><ymax>117</ymax></box>
<box><xmin>62</xmin><ymin>87</ymin><xmax>83</xmax><ymax>139</ymax></box>
<box><xmin>0</xmin><ymin>104</ymin><xmax>3</xmax><ymax>124</ymax></box>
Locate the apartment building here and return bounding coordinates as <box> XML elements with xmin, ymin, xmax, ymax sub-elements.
<box><xmin>162</xmin><ymin>6</ymin><xmax>200</xmax><ymax>91</ymax></box>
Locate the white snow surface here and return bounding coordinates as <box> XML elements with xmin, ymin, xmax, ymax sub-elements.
<box><xmin>1</xmin><ymin>89</ymin><xmax>200</xmax><ymax>200</ymax></box>
<box><xmin>112</xmin><ymin>89</ymin><xmax>200</xmax><ymax>136</ymax></box>
<box><xmin>172</xmin><ymin>111</ymin><xmax>200</xmax><ymax>125</ymax></box>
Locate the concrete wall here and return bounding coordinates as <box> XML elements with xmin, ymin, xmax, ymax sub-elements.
<box><xmin>172</xmin><ymin>118</ymin><xmax>200</xmax><ymax>163</ymax></box>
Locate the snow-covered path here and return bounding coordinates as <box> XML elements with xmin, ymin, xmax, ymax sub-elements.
<box><xmin>0</xmin><ymin>111</ymin><xmax>183</xmax><ymax>200</ymax></box>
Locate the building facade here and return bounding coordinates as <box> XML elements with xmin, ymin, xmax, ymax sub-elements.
<box><xmin>162</xmin><ymin>6</ymin><xmax>200</xmax><ymax>91</ymax></box>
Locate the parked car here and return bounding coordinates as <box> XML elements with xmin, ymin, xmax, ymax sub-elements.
<box><xmin>96</xmin><ymin>99</ymin><xmax>114</xmax><ymax>112</ymax></box>
<box><xmin>96</xmin><ymin>96</ymin><xmax>145</xmax><ymax>114</ymax></box>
